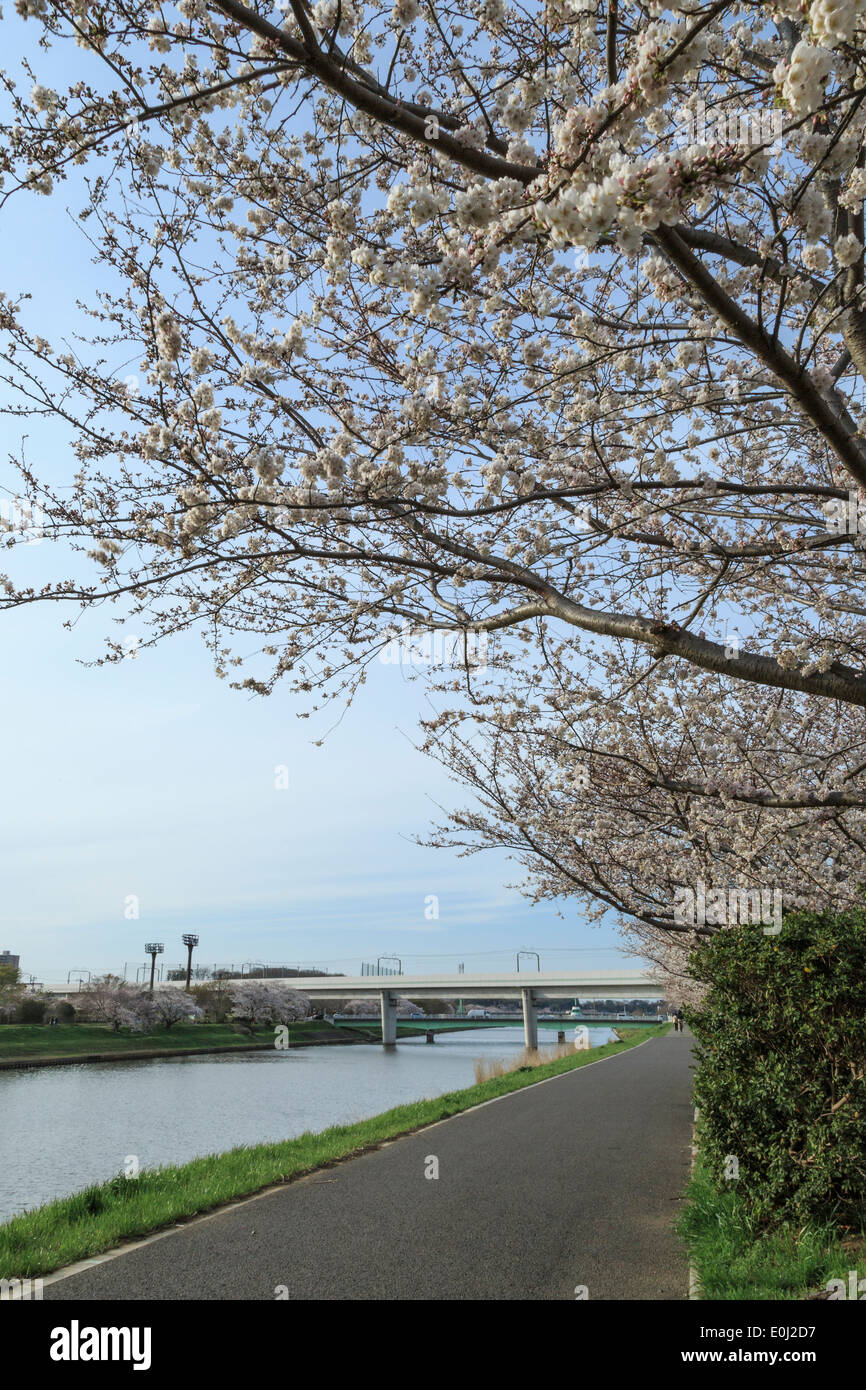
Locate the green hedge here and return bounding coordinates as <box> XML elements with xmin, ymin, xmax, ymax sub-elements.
<box><xmin>686</xmin><ymin>910</ymin><xmax>866</xmax><ymax>1227</ymax></box>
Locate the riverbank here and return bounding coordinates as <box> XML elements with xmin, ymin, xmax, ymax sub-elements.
<box><xmin>679</xmin><ymin>1149</ymin><xmax>866</xmax><ymax>1300</ymax></box>
<box><xmin>0</xmin><ymin>1017</ymin><xmax>637</xmax><ymax>1068</ymax></box>
<box><xmin>0</xmin><ymin>1024</ymin><xmax>665</xmax><ymax>1280</ymax></box>
<box><xmin>0</xmin><ymin>1021</ymin><xmax>366</xmax><ymax>1069</ymax></box>
<box><xmin>340</xmin><ymin>1018</ymin><xmax>658</xmax><ymax>1037</ymax></box>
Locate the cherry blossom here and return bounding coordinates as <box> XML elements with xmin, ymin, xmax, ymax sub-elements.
<box><xmin>2</xmin><ymin>2</ymin><xmax>866</xmax><ymax>967</ymax></box>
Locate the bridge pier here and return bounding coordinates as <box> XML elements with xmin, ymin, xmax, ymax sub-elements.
<box><xmin>380</xmin><ymin>990</ymin><xmax>397</xmax><ymax>1047</ymax></box>
<box><xmin>521</xmin><ymin>988</ymin><xmax>538</xmax><ymax>1051</ymax></box>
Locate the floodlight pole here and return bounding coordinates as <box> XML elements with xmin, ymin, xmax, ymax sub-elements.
<box><xmin>145</xmin><ymin>943</ymin><xmax>164</xmax><ymax>996</ymax></box>
<box><xmin>182</xmin><ymin>934</ymin><xmax>199</xmax><ymax>991</ymax></box>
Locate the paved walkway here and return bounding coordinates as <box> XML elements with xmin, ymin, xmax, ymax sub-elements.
<box><xmin>44</xmin><ymin>1030</ymin><xmax>694</xmax><ymax>1301</ymax></box>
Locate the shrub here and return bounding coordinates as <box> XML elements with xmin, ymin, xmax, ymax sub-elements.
<box><xmin>17</xmin><ymin>995</ymin><xmax>47</xmax><ymax>1024</ymax></box>
<box><xmin>686</xmin><ymin>911</ymin><xmax>866</xmax><ymax>1227</ymax></box>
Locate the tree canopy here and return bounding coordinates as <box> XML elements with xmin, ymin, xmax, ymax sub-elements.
<box><xmin>3</xmin><ymin>0</ymin><xmax>866</xmax><ymax>947</ymax></box>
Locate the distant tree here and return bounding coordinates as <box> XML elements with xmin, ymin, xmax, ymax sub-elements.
<box><xmin>341</xmin><ymin>999</ymin><xmax>376</xmax><ymax>1016</ymax></box>
<box><xmin>414</xmin><ymin>998</ymin><xmax>453</xmax><ymax>1015</ymax></box>
<box><xmin>17</xmin><ymin>993</ymin><xmax>48</xmax><ymax>1024</ymax></box>
<box><xmin>81</xmin><ymin>976</ymin><xmax>145</xmax><ymax>1028</ymax></box>
<box><xmin>149</xmin><ymin>991</ymin><xmax>202</xmax><ymax>1029</ymax></box>
<box><xmin>229</xmin><ymin>980</ymin><xmax>309</xmax><ymax>1028</ymax></box>
<box><xmin>315</xmin><ymin>997</ymin><xmax>349</xmax><ymax>1015</ymax></box>
<box><xmin>117</xmin><ymin>997</ymin><xmax>158</xmax><ymax>1033</ymax></box>
<box><xmin>0</xmin><ymin>964</ymin><xmax>23</xmax><ymax>1023</ymax></box>
<box><xmin>271</xmin><ymin>987</ymin><xmax>311</xmax><ymax>1023</ymax></box>
<box><xmin>343</xmin><ymin>996</ymin><xmax>424</xmax><ymax>1017</ymax></box>
<box><xmin>45</xmin><ymin>997</ymin><xmax>77</xmax><ymax>1024</ymax></box>
<box><xmin>396</xmin><ymin>997</ymin><xmax>425</xmax><ymax>1016</ymax></box>
<box><xmin>188</xmin><ymin>982</ymin><xmax>231</xmax><ymax>1022</ymax></box>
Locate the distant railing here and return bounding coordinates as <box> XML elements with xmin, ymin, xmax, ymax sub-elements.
<box><xmin>333</xmin><ymin>1011</ymin><xmax>665</xmax><ymax>1023</ymax></box>
<box><xmin>125</xmin><ymin>964</ymin><xmax>347</xmax><ymax>983</ymax></box>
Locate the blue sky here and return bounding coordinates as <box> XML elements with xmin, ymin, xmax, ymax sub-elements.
<box><xmin>0</xmin><ymin>567</ymin><xmax>630</xmax><ymax>984</ymax></box>
<box><xmin>0</xmin><ymin>14</ymin><xmax>631</xmax><ymax>985</ymax></box>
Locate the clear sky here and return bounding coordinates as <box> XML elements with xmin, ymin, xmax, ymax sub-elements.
<box><xmin>0</xmin><ymin>14</ymin><xmax>632</xmax><ymax>986</ymax></box>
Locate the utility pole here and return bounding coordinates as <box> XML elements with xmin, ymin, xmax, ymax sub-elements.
<box><xmin>182</xmin><ymin>934</ymin><xmax>199</xmax><ymax>990</ymax></box>
<box><xmin>145</xmin><ymin>943</ymin><xmax>164</xmax><ymax>997</ymax></box>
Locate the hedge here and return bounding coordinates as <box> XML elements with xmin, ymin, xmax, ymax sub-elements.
<box><xmin>686</xmin><ymin>910</ymin><xmax>866</xmax><ymax>1226</ymax></box>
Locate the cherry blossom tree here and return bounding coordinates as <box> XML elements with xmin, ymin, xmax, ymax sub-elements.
<box><xmin>341</xmin><ymin>997</ymin><xmax>376</xmax><ymax>1015</ymax></box>
<box><xmin>643</xmin><ymin>937</ymin><xmax>707</xmax><ymax>1009</ymax></box>
<box><xmin>342</xmin><ymin>995</ymin><xmax>423</xmax><ymax>1013</ymax></box>
<box><xmin>272</xmin><ymin>985</ymin><xmax>312</xmax><ymax>1020</ymax></box>
<box><xmin>3</xmin><ymin>1</ymin><xmax>866</xmax><ymax>962</ymax></box>
<box><xmin>396</xmin><ymin>995</ymin><xmax>426</xmax><ymax>1014</ymax></box>
<box><xmin>420</xmin><ymin>650</ymin><xmax>866</xmax><ymax>938</ymax></box>
<box><xmin>229</xmin><ymin>980</ymin><xmax>310</xmax><ymax>1024</ymax></box>
<box><xmin>82</xmin><ymin>976</ymin><xmax>148</xmax><ymax>1028</ymax></box>
<box><xmin>118</xmin><ymin>996</ymin><xmax>160</xmax><ymax>1031</ymax></box>
<box><xmin>229</xmin><ymin>981</ymin><xmax>278</xmax><ymax>1027</ymax></box>
<box><xmin>150</xmin><ymin>989</ymin><xmax>203</xmax><ymax>1026</ymax></box>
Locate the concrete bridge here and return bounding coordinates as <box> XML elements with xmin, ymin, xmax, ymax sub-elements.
<box><xmin>243</xmin><ymin>971</ymin><xmax>662</xmax><ymax>1048</ymax></box>
<box><xmin>40</xmin><ymin>969</ymin><xmax>662</xmax><ymax>1049</ymax></box>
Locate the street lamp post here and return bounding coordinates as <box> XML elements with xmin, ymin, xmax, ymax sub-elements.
<box><xmin>145</xmin><ymin>943</ymin><xmax>164</xmax><ymax>996</ymax></box>
<box><xmin>516</xmin><ymin>951</ymin><xmax>540</xmax><ymax>972</ymax></box>
<box><xmin>182</xmin><ymin>934</ymin><xmax>199</xmax><ymax>990</ymax></box>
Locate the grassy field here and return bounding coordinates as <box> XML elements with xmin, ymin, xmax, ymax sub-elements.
<box><xmin>0</xmin><ymin>1024</ymin><xmax>664</xmax><ymax>1280</ymax></box>
<box><xmin>679</xmin><ymin>1150</ymin><xmax>866</xmax><ymax>1300</ymax></box>
<box><xmin>0</xmin><ymin>1020</ymin><xmax>348</xmax><ymax>1063</ymax></box>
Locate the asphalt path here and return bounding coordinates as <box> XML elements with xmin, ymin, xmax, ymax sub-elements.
<box><xmin>44</xmin><ymin>1029</ymin><xmax>694</xmax><ymax>1301</ymax></box>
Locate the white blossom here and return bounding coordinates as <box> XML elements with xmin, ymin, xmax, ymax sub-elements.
<box><xmin>155</xmin><ymin>312</ymin><xmax>182</xmax><ymax>363</ymax></box>
<box><xmin>834</xmin><ymin>232</ymin><xmax>863</xmax><ymax>266</ymax></box>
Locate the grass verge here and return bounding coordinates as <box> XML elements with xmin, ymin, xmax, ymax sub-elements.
<box><xmin>472</xmin><ymin>1040</ymin><xmax>579</xmax><ymax>1083</ymax></box>
<box><xmin>0</xmin><ymin>1025</ymin><xmax>663</xmax><ymax>1280</ymax></box>
<box><xmin>679</xmin><ymin>1149</ymin><xmax>866</xmax><ymax>1300</ymax></box>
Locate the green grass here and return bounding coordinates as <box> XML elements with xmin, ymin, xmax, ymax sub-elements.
<box><xmin>0</xmin><ymin>1024</ymin><xmax>663</xmax><ymax>1280</ymax></box>
<box><xmin>0</xmin><ymin>1021</ymin><xmax>335</xmax><ymax>1062</ymax></box>
<box><xmin>679</xmin><ymin>1149</ymin><xmax>866</xmax><ymax>1300</ymax></box>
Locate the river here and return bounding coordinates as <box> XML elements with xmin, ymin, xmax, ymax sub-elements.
<box><xmin>0</xmin><ymin>1024</ymin><xmax>617</xmax><ymax>1223</ymax></box>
